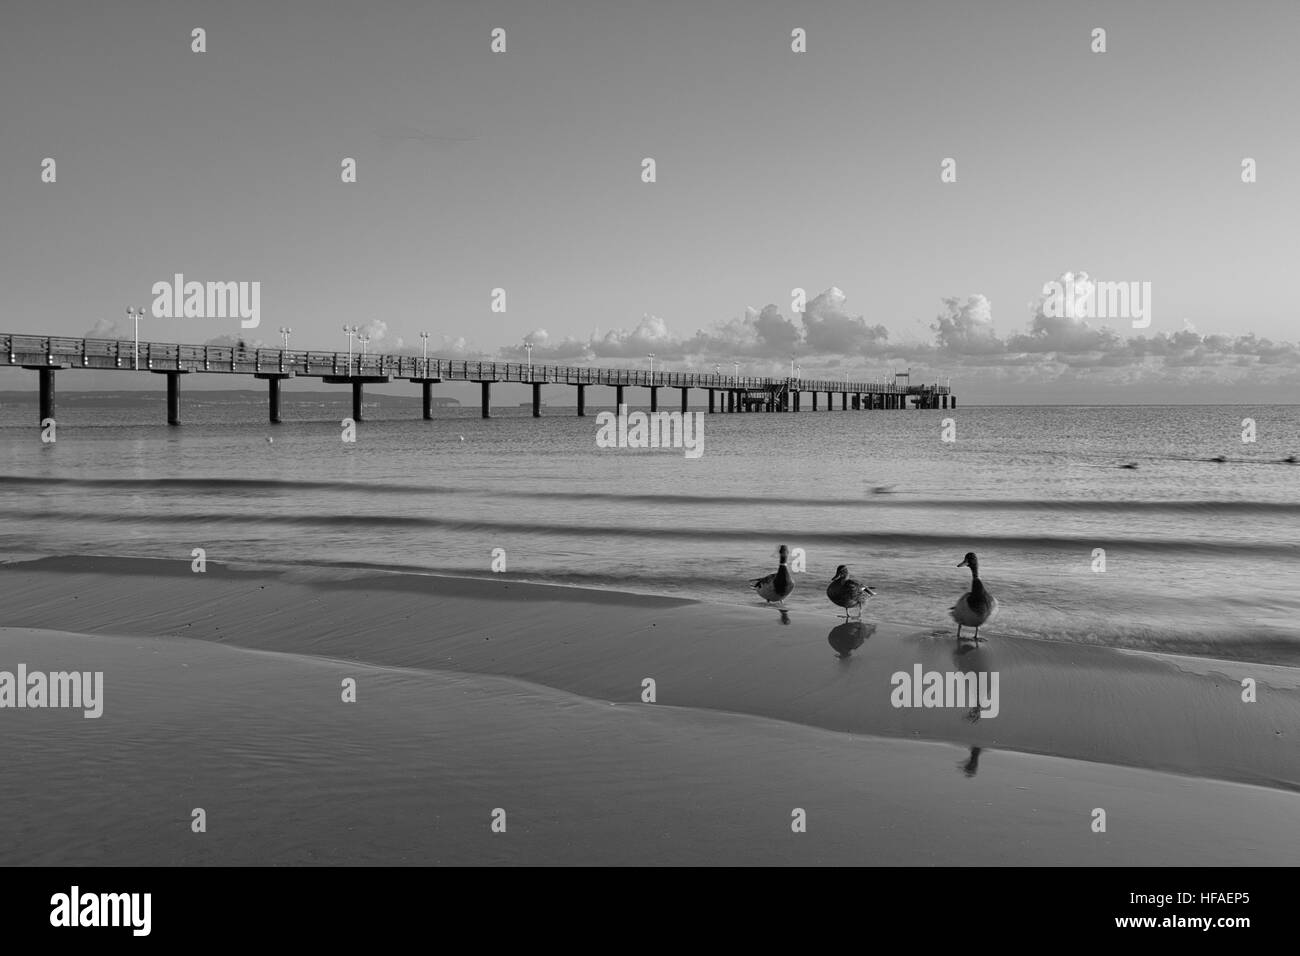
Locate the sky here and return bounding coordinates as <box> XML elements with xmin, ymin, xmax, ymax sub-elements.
<box><xmin>2</xmin><ymin>0</ymin><xmax>1298</xmax><ymax>403</ymax></box>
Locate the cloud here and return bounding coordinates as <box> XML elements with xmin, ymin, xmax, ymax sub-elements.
<box><xmin>930</xmin><ymin>294</ymin><xmax>1004</xmax><ymax>356</ymax></box>
<box><xmin>500</xmin><ymin>288</ymin><xmax>889</xmax><ymax>369</ymax></box>
<box><xmin>359</xmin><ymin>319</ymin><xmax>390</xmax><ymax>346</ymax></box>
<box><xmin>1006</xmin><ymin>271</ymin><xmax>1121</xmax><ymax>354</ymax></box>
<box><xmin>85</xmin><ymin>318</ymin><xmax>126</xmax><ymax>338</ymax></box>
<box><xmin>801</xmin><ymin>287</ymin><xmax>890</xmax><ymax>354</ymax></box>
<box><xmin>470</xmin><ymin>278</ymin><xmax>1300</xmax><ymax>396</ymax></box>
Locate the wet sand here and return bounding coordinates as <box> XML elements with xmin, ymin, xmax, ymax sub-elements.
<box><xmin>1</xmin><ymin>555</ymin><xmax>1297</xmax><ymax>865</ymax></box>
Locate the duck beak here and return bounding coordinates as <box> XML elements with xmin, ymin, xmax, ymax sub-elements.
<box><xmin>957</xmin><ymin>559</ymin><xmax>968</xmax><ymax>568</ymax></box>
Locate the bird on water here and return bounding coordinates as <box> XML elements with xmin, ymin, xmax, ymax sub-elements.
<box><xmin>750</xmin><ymin>545</ymin><xmax>795</xmax><ymax>605</ymax></box>
<box><xmin>826</xmin><ymin>565</ymin><xmax>875</xmax><ymax>620</ymax></box>
<box><xmin>951</xmin><ymin>552</ymin><xmax>997</xmax><ymax>642</ymax></box>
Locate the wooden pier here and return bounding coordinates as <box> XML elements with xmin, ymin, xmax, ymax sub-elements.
<box><xmin>2</xmin><ymin>333</ymin><xmax>955</xmax><ymax>425</ymax></box>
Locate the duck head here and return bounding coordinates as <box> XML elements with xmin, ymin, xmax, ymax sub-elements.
<box><xmin>957</xmin><ymin>552</ymin><xmax>979</xmax><ymax>572</ymax></box>
<box><xmin>832</xmin><ymin>564</ymin><xmax>849</xmax><ymax>580</ymax></box>
<box><xmin>778</xmin><ymin>545</ymin><xmax>789</xmax><ymax>564</ymax></box>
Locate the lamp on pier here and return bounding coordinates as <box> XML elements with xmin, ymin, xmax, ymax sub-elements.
<box><xmin>343</xmin><ymin>325</ymin><xmax>359</xmax><ymax>368</ymax></box>
<box><xmin>126</xmin><ymin>307</ymin><xmax>145</xmax><ymax>370</ymax></box>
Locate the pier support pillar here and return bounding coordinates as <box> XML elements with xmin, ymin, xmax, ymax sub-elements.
<box><xmin>650</xmin><ymin>387</ymin><xmax>658</xmax><ymax>412</ymax></box>
<box><xmin>680</xmin><ymin>388</ymin><xmax>689</xmax><ymax>413</ymax></box>
<box><xmin>615</xmin><ymin>385</ymin><xmax>625</xmax><ymax>409</ymax></box>
<box><xmin>576</xmin><ymin>385</ymin><xmax>586</xmax><ymax>417</ymax></box>
<box><xmin>532</xmin><ymin>382</ymin><xmax>542</xmax><ymax>417</ymax></box>
<box><xmin>708</xmin><ymin>389</ymin><xmax>715</xmax><ymax>413</ymax></box>
<box><xmin>352</xmin><ymin>381</ymin><xmax>364</xmax><ymax>422</ymax></box>
<box><xmin>256</xmin><ymin>374</ymin><xmax>290</xmax><ymax>423</ymax></box>
<box><xmin>812</xmin><ymin>391</ymin><xmax>818</xmax><ymax>412</ymax></box>
<box><xmin>422</xmin><ymin>381</ymin><xmax>434</xmax><ymax>419</ymax></box>
<box><xmin>950</xmin><ymin>395</ymin><xmax>957</xmax><ymax>409</ymax></box>
<box><xmin>480</xmin><ymin>382</ymin><xmax>491</xmax><ymax>418</ymax></box>
<box><xmin>166</xmin><ymin>372</ymin><xmax>181</xmax><ymax>425</ymax></box>
<box><xmin>38</xmin><ymin>368</ymin><xmax>55</xmax><ymax>426</ymax></box>
<box><xmin>727</xmin><ymin>391</ymin><xmax>735</xmax><ymax>412</ymax></box>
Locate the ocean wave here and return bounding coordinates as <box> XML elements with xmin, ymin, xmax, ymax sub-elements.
<box><xmin>1</xmin><ymin>474</ymin><xmax>1297</xmax><ymax>514</ymax></box>
<box><xmin>5</xmin><ymin>506</ymin><xmax>1298</xmax><ymax>558</ymax></box>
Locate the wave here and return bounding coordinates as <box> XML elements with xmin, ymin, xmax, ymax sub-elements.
<box><xmin>1</xmin><ymin>474</ymin><xmax>1297</xmax><ymax>514</ymax></box>
<box><xmin>5</xmin><ymin>507</ymin><xmax>1298</xmax><ymax>557</ymax></box>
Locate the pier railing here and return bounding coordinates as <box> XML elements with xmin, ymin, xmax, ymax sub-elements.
<box><xmin>3</xmin><ymin>333</ymin><xmax>946</xmax><ymax>395</ymax></box>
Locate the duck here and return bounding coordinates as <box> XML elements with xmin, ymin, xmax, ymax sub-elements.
<box><xmin>950</xmin><ymin>552</ymin><xmax>997</xmax><ymax>642</ymax></box>
<box><xmin>826</xmin><ymin>565</ymin><xmax>875</xmax><ymax>620</ymax></box>
<box><xmin>750</xmin><ymin>545</ymin><xmax>794</xmax><ymax>605</ymax></box>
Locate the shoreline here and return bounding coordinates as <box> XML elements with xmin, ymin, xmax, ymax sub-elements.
<box><xmin>3</xmin><ymin>553</ymin><xmax>1298</xmax><ymax>793</ymax></box>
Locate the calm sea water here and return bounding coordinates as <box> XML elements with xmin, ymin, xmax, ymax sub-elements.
<box><xmin>2</xmin><ymin>395</ymin><xmax>1297</xmax><ymax>664</ymax></box>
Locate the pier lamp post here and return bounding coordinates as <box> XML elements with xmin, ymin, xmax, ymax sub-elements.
<box><xmin>279</xmin><ymin>326</ymin><xmax>292</xmax><ymax>349</ymax></box>
<box><xmin>420</xmin><ymin>332</ymin><xmax>430</xmax><ymax>375</ymax></box>
<box><xmin>343</xmin><ymin>325</ymin><xmax>359</xmax><ymax>370</ymax></box>
<box><xmin>524</xmin><ymin>340</ymin><xmax>534</xmax><ymax>379</ymax></box>
<box><xmin>790</xmin><ymin>357</ymin><xmax>796</xmax><ymax>378</ymax></box>
<box><xmin>127</xmin><ymin>307</ymin><xmax>145</xmax><ymax>370</ymax></box>
<box><xmin>647</xmin><ymin>352</ymin><xmax>655</xmax><ymax>376</ymax></box>
<box><xmin>359</xmin><ymin>334</ymin><xmax>370</xmax><ymax>358</ymax></box>
<box><xmin>796</xmin><ymin>365</ymin><xmax>802</xmax><ymax>378</ymax></box>
<box><xmin>732</xmin><ymin>360</ymin><xmax>739</xmax><ymax>382</ymax></box>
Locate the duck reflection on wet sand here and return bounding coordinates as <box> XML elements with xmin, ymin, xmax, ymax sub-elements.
<box><xmin>828</xmin><ymin>621</ymin><xmax>876</xmax><ymax>659</ymax></box>
<box><xmin>952</xmin><ymin>641</ymin><xmax>992</xmax><ymax>722</ymax></box>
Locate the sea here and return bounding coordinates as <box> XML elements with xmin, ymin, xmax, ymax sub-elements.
<box><xmin>2</xmin><ymin>394</ymin><xmax>1297</xmax><ymax>665</ymax></box>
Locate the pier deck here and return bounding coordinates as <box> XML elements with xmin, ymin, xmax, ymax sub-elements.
<box><xmin>3</xmin><ymin>333</ymin><xmax>955</xmax><ymax>425</ymax></box>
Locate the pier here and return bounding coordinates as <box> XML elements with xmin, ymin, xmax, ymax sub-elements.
<box><xmin>3</xmin><ymin>333</ymin><xmax>955</xmax><ymax>425</ymax></box>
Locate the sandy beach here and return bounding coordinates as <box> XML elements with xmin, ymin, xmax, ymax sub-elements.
<box><xmin>2</xmin><ymin>555</ymin><xmax>1296</xmax><ymax>865</ymax></box>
